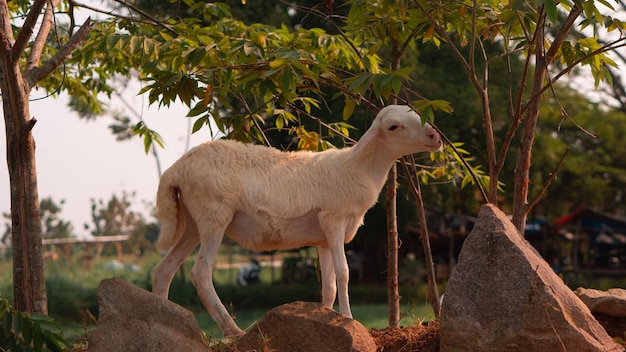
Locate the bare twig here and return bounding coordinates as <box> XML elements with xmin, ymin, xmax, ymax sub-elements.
<box><xmin>400</xmin><ymin>155</ymin><xmax>441</xmax><ymax>317</ymax></box>
<box><xmin>236</xmin><ymin>93</ymin><xmax>272</xmax><ymax>147</ymax></box>
<box><xmin>286</xmin><ymin>102</ymin><xmax>358</xmax><ymax>145</ymax></box>
<box><xmin>429</xmin><ymin>123</ymin><xmax>488</xmax><ymax>203</ymax></box>
<box><xmin>525</xmin><ymin>148</ymin><xmax>570</xmax><ymax>217</ymax></box>
<box><xmin>70</xmin><ymin>0</ymin><xmax>178</xmax><ymax>35</ymax></box>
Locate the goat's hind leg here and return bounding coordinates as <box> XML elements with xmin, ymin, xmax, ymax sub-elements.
<box><xmin>152</xmin><ymin>216</ymin><xmax>200</xmax><ymax>298</ymax></box>
<box><xmin>190</xmin><ymin>225</ymin><xmax>243</xmax><ymax>337</ymax></box>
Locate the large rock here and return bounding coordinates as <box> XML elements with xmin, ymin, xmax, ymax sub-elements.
<box><xmin>577</xmin><ymin>288</ymin><xmax>626</xmax><ymax>339</ymax></box>
<box><xmin>577</xmin><ymin>288</ymin><xmax>626</xmax><ymax>317</ymax></box>
<box><xmin>440</xmin><ymin>204</ymin><xmax>623</xmax><ymax>352</ymax></box>
<box><xmin>233</xmin><ymin>301</ymin><xmax>377</xmax><ymax>352</ymax></box>
<box><xmin>87</xmin><ymin>277</ymin><xmax>208</xmax><ymax>352</ymax></box>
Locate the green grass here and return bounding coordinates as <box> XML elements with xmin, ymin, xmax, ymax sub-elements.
<box><xmin>194</xmin><ymin>303</ymin><xmax>434</xmax><ymax>339</ymax></box>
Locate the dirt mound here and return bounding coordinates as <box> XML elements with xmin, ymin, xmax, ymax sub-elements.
<box><xmin>370</xmin><ymin>322</ymin><xmax>439</xmax><ymax>352</ymax></box>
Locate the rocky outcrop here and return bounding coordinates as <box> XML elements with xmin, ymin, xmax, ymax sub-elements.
<box><xmin>577</xmin><ymin>287</ymin><xmax>626</xmax><ymax>339</ymax></box>
<box><xmin>577</xmin><ymin>288</ymin><xmax>626</xmax><ymax>317</ymax></box>
<box><xmin>233</xmin><ymin>301</ymin><xmax>377</xmax><ymax>352</ymax></box>
<box><xmin>87</xmin><ymin>277</ymin><xmax>208</xmax><ymax>352</ymax></box>
<box><xmin>440</xmin><ymin>204</ymin><xmax>623</xmax><ymax>352</ymax></box>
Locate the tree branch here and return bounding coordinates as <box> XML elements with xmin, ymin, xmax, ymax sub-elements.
<box><xmin>25</xmin><ymin>17</ymin><xmax>92</xmax><ymax>88</ymax></box>
<box><xmin>12</xmin><ymin>0</ymin><xmax>47</xmax><ymax>62</ymax></box>
<box><xmin>0</xmin><ymin>0</ymin><xmax>14</xmax><ymax>52</ymax></box>
<box><xmin>525</xmin><ymin>148</ymin><xmax>570</xmax><ymax>216</ymax></box>
<box><xmin>400</xmin><ymin>155</ymin><xmax>441</xmax><ymax>317</ymax></box>
<box><xmin>26</xmin><ymin>0</ymin><xmax>62</xmax><ymax>74</ymax></box>
<box><xmin>71</xmin><ymin>0</ymin><xmax>178</xmax><ymax>36</ymax></box>
<box><xmin>545</xmin><ymin>5</ymin><xmax>582</xmax><ymax>62</ymax></box>
<box><xmin>520</xmin><ymin>38</ymin><xmax>626</xmax><ymax>120</ymax></box>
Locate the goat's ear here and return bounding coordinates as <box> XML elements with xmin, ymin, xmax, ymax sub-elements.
<box><xmin>349</xmin><ymin>126</ymin><xmax>380</xmax><ymax>158</ymax></box>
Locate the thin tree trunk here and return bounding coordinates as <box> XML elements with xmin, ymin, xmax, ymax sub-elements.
<box><xmin>400</xmin><ymin>158</ymin><xmax>441</xmax><ymax>317</ymax></box>
<box><xmin>512</xmin><ymin>6</ymin><xmax>581</xmax><ymax>232</ymax></box>
<box><xmin>0</xmin><ymin>0</ymin><xmax>91</xmax><ymax>314</ymax></box>
<box><xmin>386</xmin><ymin>39</ymin><xmax>401</xmax><ymax>328</ymax></box>
<box><xmin>512</xmin><ymin>15</ymin><xmax>546</xmax><ymax>233</ymax></box>
<box><xmin>385</xmin><ymin>164</ymin><xmax>400</xmax><ymax>327</ymax></box>
<box><xmin>0</xmin><ymin>47</ymin><xmax>47</xmax><ymax>314</ymax></box>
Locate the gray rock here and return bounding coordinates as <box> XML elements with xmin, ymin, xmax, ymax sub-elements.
<box><xmin>233</xmin><ymin>301</ymin><xmax>377</xmax><ymax>352</ymax></box>
<box><xmin>440</xmin><ymin>204</ymin><xmax>623</xmax><ymax>352</ymax></box>
<box><xmin>577</xmin><ymin>287</ymin><xmax>626</xmax><ymax>317</ymax></box>
<box><xmin>87</xmin><ymin>277</ymin><xmax>208</xmax><ymax>352</ymax></box>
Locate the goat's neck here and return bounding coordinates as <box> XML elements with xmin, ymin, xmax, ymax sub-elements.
<box><xmin>349</xmin><ymin>143</ymin><xmax>399</xmax><ymax>191</ymax></box>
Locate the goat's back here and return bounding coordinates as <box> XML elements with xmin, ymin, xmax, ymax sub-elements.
<box><xmin>165</xmin><ymin>139</ymin><xmax>378</xmax><ymax>219</ymax></box>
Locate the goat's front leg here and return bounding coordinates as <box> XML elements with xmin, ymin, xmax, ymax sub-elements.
<box><xmin>329</xmin><ymin>240</ymin><xmax>352</xmax><ymax>318</ymax></box>
<box><xmin>317</xmin><ymin>245</ymin><xmax>337</xmax><ymax>308</ymax></box>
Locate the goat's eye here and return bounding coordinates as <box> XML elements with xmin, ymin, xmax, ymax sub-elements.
<box><xmin>388</xmin><ymin>125</ymin><xmax>399</xmax><ymax>131</ymax></box>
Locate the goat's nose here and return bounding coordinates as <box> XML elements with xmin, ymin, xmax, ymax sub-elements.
<box><xmin>427</xmin><ymin>130</ymin><xmax>440</xmax><ymax>141</ymax></box>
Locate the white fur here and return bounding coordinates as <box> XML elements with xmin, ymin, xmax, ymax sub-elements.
<box><xmin>152</xmin><ymin>105</ymin><xmax>442</xmax><ymax>337</ymax></box>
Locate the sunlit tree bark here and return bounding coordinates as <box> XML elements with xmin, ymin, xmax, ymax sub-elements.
<box><xmin>0</xmin><ymin>0</ymin><xmax>90</xmax><ymax>313</ymax></box>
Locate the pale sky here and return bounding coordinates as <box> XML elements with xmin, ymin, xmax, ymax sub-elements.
<box><xmin>0</xmin><ymin>90</ymin><xmax>211</xmax><ymax>238</ymax></box>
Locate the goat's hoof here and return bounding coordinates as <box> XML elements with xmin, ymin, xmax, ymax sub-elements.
<box><xmin>223</xmin><ymin>328</ymin><xmax>245</xmax><ymax>339</ymax></box>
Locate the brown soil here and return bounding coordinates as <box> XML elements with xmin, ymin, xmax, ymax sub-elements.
<box><xmin>370</xmin><ymin>321</ymin><xmax>440</xmax><ymax>352</ymax></box>
<box><xmin>369</xmin><ymin>314</ymin><xmax>626</xmax><ymax>352</ymax></box>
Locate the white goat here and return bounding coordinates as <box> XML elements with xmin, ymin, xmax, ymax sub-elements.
<box><xmin>152</xmin><ymin>105</ymin><xmax>442</xmax><ymax>337</ymax></box>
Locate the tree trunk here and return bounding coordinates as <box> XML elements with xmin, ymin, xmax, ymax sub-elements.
<box><xmin>0</xmin><ymin>53</ymin><xmax>47</xmax><ymax>314</ymax></box>
<box><xmin>385</xmin><ymin>163</ymin><xmax>400</xmax><ymax>327</ymax></box>
<box><xmin>512</xmin><ymin>6</ymin><xmax>581</xmax><ymax>232</ymax></box>
<box><xmin>0</xmin><ymin>0</ymin><xmax>91</xmax><ymax>314</ymax></box>
<box><xmin>512</xmin><ymin>20</ymin><xmax>546</xmax><ymax>233</ymax></box>
<box><xmin>385</xmin><ymin>39</ymin><xmax>401</xmax><ymax>328</ymax></box>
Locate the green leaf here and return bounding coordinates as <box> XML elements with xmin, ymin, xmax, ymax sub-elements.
<box><xmin>21</xmin><ymin>316</ymin><xmax>32</xmax><ymax>345</ymax></box>
<box><xmin>33</xmin><ymin>327</ymin><xmax>43</xmax><ymax>351</ymax></box>
<box><xmin>543</xmin><ymin>0</ymin><xmax>558</xmax><ymax>24</ymax></box>
<box><xmin>275</xmin><ymin>115</ymin><xmax>284</xmax><ymax>130</ymax></box>
<box><xmin>192</xmin><ymin>115</ymin><xmax>208</xmax><ymax>134</ymax></box>
<box><xmin>269</xmin><ymin>58</ymin><xmax>289</xmax><ymax>68</ymax></box>
<box><xmin>280</xmin><ymin>69</ymin><xmax>294</xmax><ymax>92</ymax></box>
<box><xmin>31</xmin><ymin>314</ymin><xmax>61</xmax><ymax>333</ymax></box>
<box><xmin>42</xmin><ymin>329</ymin><xmax>70</xmax><ymax>352</ymax></box>
<box><xmin>1</xmin><ymin>309</ymin><xmax>11</xmax><ymax>340</ymax></box>
<box><xmin>160</xmin><ymin>31</ymin><xmax>174</xmax><ymax>41</ymax></box>
<box><xmin>343</xmin><ymin>99</ymin><xmax>356</xmax><ymax>121</ymax></box>
<box><xmin>12</xmin><ymin>312</ymin><xmax>21</xmax><ymax>339</ymax></box>
<box><xmin>187</xmin><ymin>101</ymin><xmax>208</xmax><ymax>117</ymax></box>
<box><xmin>348</xmin><ymin>73</ymin><xmax>372</xmax><ymax>92</ymax></box>
<box><xmin>0</xmin><ymin>298</ymin><xmax>8</xmax><ymax>318</ymax></box>
<box><xmin>391</xmin><ymin>76</ymin><xmax>402</xmax><ymax>95</ymax></box>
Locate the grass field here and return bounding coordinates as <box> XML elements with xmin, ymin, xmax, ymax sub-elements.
<box><xmin>195</xmin><ymin>302</ymin><xmax>435</xmax><ymax>338</ymax></box>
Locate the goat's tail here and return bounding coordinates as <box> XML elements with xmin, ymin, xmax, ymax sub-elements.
<box><xmin>156</xmin><ymin>168</ymin><xmax>186</xmax><ymax>253</ymax></box>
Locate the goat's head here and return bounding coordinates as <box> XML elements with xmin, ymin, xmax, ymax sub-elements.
<box><xmin>374</xmin><ymin>105</ymin><xmax>443</xmax><ymax>157</ymax></box>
